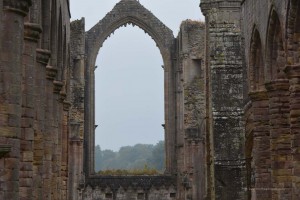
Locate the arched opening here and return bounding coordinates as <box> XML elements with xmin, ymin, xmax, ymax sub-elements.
<box><xmin>250</xmin><ymin>29</ymin><xmax>265</xmax><ymax>91</ymax></box>
<box><xmin>266</xmin><ymin>9</ymin><xmax>285</xmax><ymax>81</ymax></box>
<box><xmin>94</xmin><ymin>25</ymin><xmax>165</xmax><ymax>174</ymax></box>
<box><xmin>84</xmin><ymin>0</ymin><xmax>175</xmax><ymax>176</ymax></box>
<box><xmin>287</xmin><ymin>0</ymin><xmax>300</xmax><ymax>64</ymax></box>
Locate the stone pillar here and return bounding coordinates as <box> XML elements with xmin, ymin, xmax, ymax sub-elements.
<box><xmin>285</xmin><ymin>64</ymin><xmax>300</xmax><ymax>199</ymax></box>
<box><xmin>69</xmin><ymin>122</ymin><xmax>83</xmax><ymax>200</ymax></box>
<box><xmin>61</xmin><ymin>100</ymin><xmax>71</xmax><ymax>200</ymax></box>
<box><xmin>20</xmin><ymin>22</ymin><xmax>42</xmax><ymax>200</ymax></box>
<box><xmin>43</xmin><ymin>65</ymin><xmax>57</xmax><ymax>200</ymax></box>
<box><xmin>34</xmin><ymin>48</ymin><xmax>51</xmax><ymax>199</ymax></box>
<box><xmin>248</xmin><ymin>90</ymin><xmax>271</xmax><ymax>199</ymax></box>
<box><xmin>265</xmin><ymin>79</ymin><xmax>292</xmax><ymax>200</ymax></box>
<box><xmin>0</xmin><ymin>1</ymin><xmax>31</xmax><ymax>199</ymax></box>
<box><xmin>200</xmin><ymin>1</ymin><xmax>246</xmax><ymax>199</ymax></box>
<box><xmin>52</xmin><ymin>80</ymin><xmax>63</xmax><ymax>200</ymax></box>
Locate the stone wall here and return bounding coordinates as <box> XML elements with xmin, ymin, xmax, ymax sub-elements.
<box><xmin>0</xmin><ymin>0</ymin><xmax>74</xmax><ymax>199</ymax></box>
<box><xmin>176</xmin><ymin>20</ymin><xmax>206</xmax><ymax>200</ymax></box>
<box><xmin>242</xmin><ymin>0</ymin><xmax>300</xmax><ymax>199</ymax></box>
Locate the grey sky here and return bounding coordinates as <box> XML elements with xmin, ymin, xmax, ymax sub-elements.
<box><xmin>70</xmin><ymin>0</ymin><xmax>204</xmax><ymax>151</ymax></box>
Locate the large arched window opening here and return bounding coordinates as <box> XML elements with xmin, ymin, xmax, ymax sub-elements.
<box><xmin>94</xmin><ymin>25</ymin><xmax>165</xmax><ymax>173</ymax></box>
<box><xmin>84</xmin><ymin>0</ymin><xmax>175</xmax><ymax>176</ymax></box>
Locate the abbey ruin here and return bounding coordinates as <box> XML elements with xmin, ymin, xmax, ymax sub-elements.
<box><xmin>0</xmin><ymin>0</ymin><xmax>300</xmax><ymax>199</ymax></box>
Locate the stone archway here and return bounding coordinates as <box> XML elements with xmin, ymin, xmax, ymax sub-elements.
<box><xmin>84</xmin><ymin>0</ymin><xmax>176</xmax><ymax>177</ymax></box>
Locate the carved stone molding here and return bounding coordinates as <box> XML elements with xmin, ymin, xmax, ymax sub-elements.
<box><xmin>36</xmin><ymin>49</ymin><xmax>51</xmax><ymax>65</ymax></box>
<box><xmin>200</xmin><ymin>1</ymin><xmax>242</xmax><ymax>15</ymax></box>
<box><xmin>59</xmin><ymin>91</ymin><xmax>67</xmax><ymax>102</ymax></box>
<box><xmin>46</xmin><ymin>65</ymin><xmax>57</xmax><ymax>80</ymax></box>
<box><xmin>285</xmin><ymin>64</ymin><xmax>300</xmax><ymax>80</ymax></box>
<box><xmin>3</xmin><ymin>0</ymin><xmax>32</xmax><ymax>16</ymax></box>
<box><xmin>53</xmin><ymin>80</ymin><xmax>63</xmax><ymax>94</ymax></box>
<box><xmin>265</xmin><ymin>79</ymin><xmax>289</xmax><ymax>92</ymax></box>
<box><xmin>24</xmin><ymin>23</ymin><xmax>42</xmax><ymax>42</ymax></box>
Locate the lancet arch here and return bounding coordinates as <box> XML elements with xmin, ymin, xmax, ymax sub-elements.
<box><xmin>265</xmin><ymin>8</ymin><xmax>285</xmax><ymax>81</ymax></box>
<box><xmin>84</xmin><ymin>0</ymin><xmax>176</xmax><ymax>176</ymax></box>
<box><xmin>249</xmin><ymin>27</ymin><xmax>265</xmax><ymax>91</ymax></box>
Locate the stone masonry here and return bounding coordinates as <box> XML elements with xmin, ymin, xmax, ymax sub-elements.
<box><xmin>1</xmin><ymin>0</ymin><xmax>300</xmax><ymax>200</ymax></box>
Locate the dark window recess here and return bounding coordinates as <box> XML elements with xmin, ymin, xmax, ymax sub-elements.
<box><xmin>170</xmin><ymin>193</ymin><xmax>176</xmax><ymax>198</ymax></box>
<box><xmin>137</xmin><ymin>193</ymin><xmax>144</xmax><ymax>199</ymax></box>
<box><xmin>105</xmin><ymin>193</ymin><xmax>113</xmax><ymax>199</ymax></box>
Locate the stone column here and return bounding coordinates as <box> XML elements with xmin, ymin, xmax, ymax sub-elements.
<box><xmin>0</xmin><ymin>1</ymin><xmax>31</xmax><ymax>199</ymax></box>
<box><xmin>285</xmin><ymin>64</ymin><xmax>300</xmax><ymax>199</ymax></box>
<box><xmin>200</xmin><ymin>1</ymin><xmax>246</xmax><ymax>199</ymax></box>
<box><xmin>43</xmin><ymin>65</ymin><xmax>57</xmax><ymax>200</ymax></box>
<box><xmin>61</xmin><ymin>100</ymin><xmax>71</xmax><ymax>200</ymax></box>
<box><xmin>19</xmin><ymin>22</ymin><xmax>42</xmax><ymax>200</ymax></box>
<box><xmin>248</xmin><ymin>90</ymin><xmax>271</xmax><ymax>199</ymax></box>
<box><xmin>52</xmin><ymin>80</ymin><xmax>63</xmax><ymax>200</ymax></box>
<box><xmin>34</xmin><ymin>48</ymin><xmax>51</xmax><ymax>199</ymax></box>
<box><xmin>265</xmin><ymin>79</ymin><xmax>292</xmax><ymax>200</ymax></box>
<box><xmin>69</xmin><ymin>122</ymin><xmax>83</xmax><ymax>200</ymax></box>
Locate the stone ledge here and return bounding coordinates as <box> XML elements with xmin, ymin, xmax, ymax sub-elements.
<box><xmin>0</xmin><ymin>144</ymin><xmax>11</xmax><ymax>158</ymax></box>
<box><xmin>85</xmin><ymin>175</ymin><xmax>176</xmax><ymax>190</ymax></box>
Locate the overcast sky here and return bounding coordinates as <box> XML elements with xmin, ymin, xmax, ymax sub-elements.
<box><xmin>70</xmin><ymin>0</ymin><xmax>205</xmax><ymax>151</ymax></box>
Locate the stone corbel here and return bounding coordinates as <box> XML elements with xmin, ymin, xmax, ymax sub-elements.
<box><xmin>36</xmin><ymin>49</ymin><xmax>51</xmax><ymax>65</ymax></box>
<box><xmin>46</xmin><ymin>65</ymin><xmax>57</xmax><ymax>80</ymax></box>
<box><xmin>285</xmin><ymin>64</ymin><xmax>300</xmax><ymax>81</ymax></box>
<box><xmin>59</xmin><ymin>90</ymin><xmax>67</xmax><ymax>102</ymax></box>
<box><xmin>24</xmin><ymin>23</ymin><xmax>42</xmax><ymax>42</ymax></box>
<box><xmin>3</xmin><ymin>0</ymin><xmax>32</xmax><ymax>16</ymax></box>
<box><xmin>63</xmin><ymin>101</ymin><xmax>71</xmax><ymax>111</ymax></box>
<box><xmin>0</xmin><ymin>144</ymin><xmax>11</xmax><ymax>158</ymax></box>
<box><xmin>53</xmin><ymin>80</ymin><xmax>64</xmax><ymax>94</ymax></box>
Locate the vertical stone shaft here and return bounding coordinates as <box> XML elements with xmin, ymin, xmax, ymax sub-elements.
<box><xmin>52</xmin><ymin>80</ymin><xmax>63</xmax><ymax>200</ymax></box>
<box><xmin>61</xmin><ymin>102</ymin><xmax>70</xmax><ymax>200</ymax></box>
<box><xmin>19</xmin><ymin>22</ymin><xmax>41</xmax><ymax>200</ymax></box>
<box><xmin>43</xmin><ymin>65</ymin><xmax>57</xmax><ymax>200</ymax></box>
<box><xmin>266</xmin><ymin>79</ymin><xmax>292</xmax><ymax>200</ymax></box>
<box><xmin>0</xmin><ymin>1</ymin><xmax>31</xmax><ymax>199</ymax></box>
<box><xmin>34</xmin><ymin>48</ymin><xmax>51</xmax><ymax>199</ymax></box>
<box><xmin>285</xmin><ymin>64</ymin><xmax>300</xmax><ymax>199</ymax></box>
<box><xmin>249</xmin><ymin>90</ymin><xmax>271</xmax><ymax>199</ymax></box>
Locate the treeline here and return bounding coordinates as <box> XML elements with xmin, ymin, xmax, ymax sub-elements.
<box><xmin>95</xmin><ymin>141</ymin><xmax>165</xmax><ymax>173</ymax></box>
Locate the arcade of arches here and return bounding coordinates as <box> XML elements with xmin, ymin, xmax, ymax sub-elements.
<box><xmin>0</xmin><ymin>0</ymin><xmax>300</xmax><ymax>199</ymax></box>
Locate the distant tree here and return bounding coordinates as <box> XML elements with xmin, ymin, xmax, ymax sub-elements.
<box><xmin>94</xmin><ymin>141</ymin><xmax>165</xmax><ymax>172</ymax></box>
<box><xmin>148</xmin><ymin>141</ymin><xmax>165</xmax><ymax>171</ymax></box>
<box><xmin>94</xmin><ymin>145</ymin><xmax>102</xmax><ymax>171</ymax></box>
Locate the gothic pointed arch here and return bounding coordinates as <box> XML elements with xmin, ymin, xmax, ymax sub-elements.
<box><xmin>287</xmin><ymin>0</ymin><xmax>300</xmax><ymax>64</ymax></box>
<box><xmin>266</xmin><ymin>8</ymin><xmax>285</xmax><ymax>81</ymax></box>
<box><xmin>85</xmin><ymin>0</ymin><xmax>174</xmax><ymax>68</ymax></box>
<box><xmin>83</xmin><ymin>0</ymin><xmax>177</xmax><ymax>176</ymax></box>
<box><xmin>249</xmin><ymin>26</ymin><xmax>265</xmax><ymax>91</ymax></box>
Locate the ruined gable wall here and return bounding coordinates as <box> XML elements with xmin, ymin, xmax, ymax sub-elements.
<box><xmin>176</xmin><ymin>20</ymin><xmax>207</xmax><ymax>200</ymax></box>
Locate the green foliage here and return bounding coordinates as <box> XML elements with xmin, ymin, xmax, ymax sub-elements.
<box><xmin>97</xmin><ymin>165</ymin><xmax>160</xmax><ymax>176</ymax></box>
<box><xmin>94</xmin><ymin>141</ymin><xmax>165</xmax><ymax>174</ymax></box>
